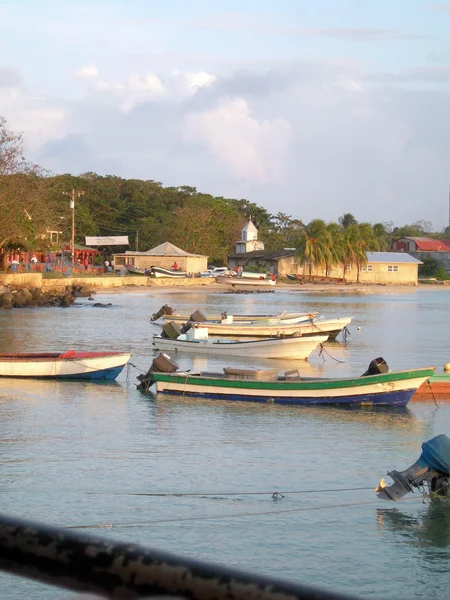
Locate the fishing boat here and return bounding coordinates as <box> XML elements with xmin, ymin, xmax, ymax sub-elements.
<box><xmin>216</xmin><ymin>276</ymin><xmax>276</xmax><ymax>288</ymax></box>
<box><xmin>151</xmin><ymin>304</ymin><xmax>317</xmax><ymax>324</ymax></box>
<box><xmin>140</xmin><ymin>355</ymin><xmax>434</xmax><ymax>406</ymax></box>
<box><xmin>178</xmin><ymin>317</ymin><xmax>352</xmax><ymax>340</ymax></box>
<box><xmin>0</xmin><ymin>351</ymin><xmax>132</xmax><ymax>380</ymax></box>
<box><xmin>161</xmin><ymin>312</ymin><xmax>317</xmax><ymax>325</ymax></box>
<box><xmin>413</xmin><ymin>371</ymin><xmax>450</xmax><ymax>400</ymax></box>
<box><xmin>150</xmin><ymin>266</ymin><xmax>186</xmax><ymax>278</ymax></box>
<box><xmin>125</xmin><ymin>265</ymin><xmax>146</xmax><ymax>275</ymax></box>
<box><xmin>152</xmin><ymin>333</ymin><xmax>328</xmax><ymax>360</ymax></box>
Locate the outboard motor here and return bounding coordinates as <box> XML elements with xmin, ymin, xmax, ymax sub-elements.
<box><xmin>151</xmin><ymin>304</ymin><xmax>174</xmax><ymax>322</ymax></box>
<box><xmin>376</xmin><ymin>434</ymin><xmax>450</xmax><ymax>501</ymax></box>
<box><xmin>361</xmin><ymin>357</ymin><xmax>389</xmax><ymax>377</ymax></box>
<box><xmin>137</xmin><ymin>353</ymin><xmax>179</xmax><ymax>390</ymax></box>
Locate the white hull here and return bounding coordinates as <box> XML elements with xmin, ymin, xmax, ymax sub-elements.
<box><xmin>0</xmin><ymin>352</ymin><xmax>132</xmax><ymax>379</ymax></box>
<box><xmin>163</xmin><ymin>312</ymin><xmax>317</xmax><ymax>325</ymax></box>
<box><xmin>190</xmin><ymin>317</ymin><xmax>352</xmax><ymax>338</ymax></box>
<box><xmin>216</xmin><ymin>277</ymin><xmax>276</xmax><ymax>287</ymax></box>
<box><xmin>152</xmin><ymin>269</ymin><xmax>186</xmax><ymax>278</ymax></box>
<box><xmin>152</xmin><ymin>334</ymin><xmax>328</xmax><ymax>359</ymax></box>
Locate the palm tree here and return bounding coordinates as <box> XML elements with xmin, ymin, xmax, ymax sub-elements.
<box><xmin>326</xmin><ymin>222</ymin><xmax>344</xmax><ymax>278</ymax></box>
<box><xmin>296</xmin><ymin>219</ymin><xmax>331</xmax><ymax>280</ymax></box>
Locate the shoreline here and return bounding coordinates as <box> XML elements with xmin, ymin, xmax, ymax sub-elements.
<box><xmin>94</xmin><ymin>282</ymin><xmax>448</xmax><ymax>296</ymax></box>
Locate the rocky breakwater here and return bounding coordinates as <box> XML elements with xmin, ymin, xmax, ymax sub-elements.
<box><xmin>0</xmin><ymin>284</ymin><xmax>93</xmax><ymax>310</ymax></box>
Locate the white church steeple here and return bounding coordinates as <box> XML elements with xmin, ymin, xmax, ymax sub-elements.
<box><xmin>235</xmin><ymin>216</ymin><xmax>265</xmax><ymax>254</ymax></box>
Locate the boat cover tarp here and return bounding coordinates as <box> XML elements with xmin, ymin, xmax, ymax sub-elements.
<box><xmin>418</xmin><ymin>434</ymin><xmax>450</xmax><ymax>474</ymax></box>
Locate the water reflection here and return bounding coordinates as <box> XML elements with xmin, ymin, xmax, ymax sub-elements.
<box><xmin>144</xmin><ymin>392</ymin><xmax>420</xmax><ymax>433</ymax></box>
<box><xmin>376</xmin><ymin>502</ymin><xmax>450</xmax><ymax>560</ymax></box>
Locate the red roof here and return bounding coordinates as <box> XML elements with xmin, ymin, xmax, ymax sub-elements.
<box><xmin>412</xmin><ymin>238</ymin><xmax>450</xmax><ymax>251</ymax></box>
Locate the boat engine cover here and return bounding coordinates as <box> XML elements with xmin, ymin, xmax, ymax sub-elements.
<box><xmin>362</xmin><ymin>357</ymin><xmax>389</xmax><ymax>377</ymax></box>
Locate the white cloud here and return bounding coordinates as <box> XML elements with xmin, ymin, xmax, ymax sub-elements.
<box><xmin>183</xmin><ymin>97</ymin><xmax>293</xmax><ymax>183</ymax></box>
<box><xmin>1</xmin><ymin>59</ymin><xmax>450</xmax><ymax>229</ymax></box>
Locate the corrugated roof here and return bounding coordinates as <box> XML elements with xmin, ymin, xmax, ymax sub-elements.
<box><xmin>366</xmin><ymin>252</ymin><xmax>422</xmax><ymax>264</ymax></box>
<box><xmin>395</xmin><ymin>237</ymin><xmax>450</xmax><ymax>251</ymax></box>
<box><xmin>123</xmin><ymin>241</ymin><xmax>207</xmax><ymax>257</ymax></box>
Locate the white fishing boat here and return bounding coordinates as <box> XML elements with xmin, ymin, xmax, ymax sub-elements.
<box><xmin>183</xmin><ymin>317</ymin><xmax>352</xmax><ymax>340</ymax></box>
<box><xmin>152</xmin><ymin>332</ymin><xmax>328</xmax><ymax>360</ymax></box>
<box><xmin>150</xmin><ymin>266</ymin><xmax>186</xmax><ymax>278</ymax></box>
<box><xmin>0</xmin><ymin>351</ymin><xmax>132</xmax><ymax>380</ymax></box>
<box><xmin>161</xmin><ymin>312</ymin><xmax>317</xmax><ymax>325</ymax></box>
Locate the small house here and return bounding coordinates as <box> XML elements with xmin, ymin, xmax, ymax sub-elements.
<box><xmin>113</xmin><ymin>242</ymin><xmax>208</xmax><ymax>274</ymax></box>
<box><xmin>344</xmin><ymin>252</ymin><xmax>422</xmax><ymax>285</ymax></box>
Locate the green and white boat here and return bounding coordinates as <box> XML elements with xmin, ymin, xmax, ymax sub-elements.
<box><xmin>141</xmin><ymin>356</ymin><xmax>435</xmax><ymax>407</ymax></box>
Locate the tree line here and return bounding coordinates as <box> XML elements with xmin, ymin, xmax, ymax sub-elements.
<box><xmin>0</xmin><ymin>116</ymin><xmax>447</xmax><ymax>271</ymax></box>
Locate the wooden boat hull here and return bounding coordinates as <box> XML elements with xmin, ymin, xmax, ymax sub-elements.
<box><xmin>0</xmin><ymin>352</ymin><xmax>132</xmax><ymax>380</ymax></box>
<box><xmin>216</xmin><ymin>276</ymin><xmax>276</xmax><ymax>287</ymax></box>
<box><xmin>152</xmin><ymin>334</ymin><xmax>328</xmax><ymax>359</ymax></box>
<box><xmin>162</xmin><ymin>312</ymin><xmax>317</xmax><ymax>325</ymax></box>
<box><xmin>413</xmin><ymin>373</ymin><xmax>450</xmax><ymax>401</ymax></box>
<box><xmin>191</xmin><ymin>317</ymin><xmax>352</xmax><ymax>339</ymax></box>
<box><xmin>151</xmin><ymin>367</ymin><xmax>435</xmax><ymax>406</ymax></box>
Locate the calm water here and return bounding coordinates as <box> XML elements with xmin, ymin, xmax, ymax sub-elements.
<box><xmin>1</xmin><ymin>287</ymin><xmax>450</xmax><ymax>599</ymax></box>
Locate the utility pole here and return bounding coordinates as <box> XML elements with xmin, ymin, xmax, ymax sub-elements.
<box><xmin>62</xmin><ymin>189</ymin><xmax>85</xmax><ymax>268</ymax></box>
<box><xmin>136</xmin><ymin>230</ymin><xmax>139</xmax><ymax>252</ymax></box>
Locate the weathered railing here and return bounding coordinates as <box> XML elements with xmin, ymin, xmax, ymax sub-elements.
<box><xmin>0</xmin><ymin>514</ymin><xmax>361</xmax><ymax>599</ymax></box>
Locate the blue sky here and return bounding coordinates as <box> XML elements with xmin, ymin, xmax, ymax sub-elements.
<box><xmin>1</xmin><ymin>0</ymin><xmax>450</xmax><ymax>228</ymax></box>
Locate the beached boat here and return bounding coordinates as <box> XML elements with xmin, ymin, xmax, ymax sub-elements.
<box><xmin>141</xmin><ymin>355</ymin><xmax>434</xmax><ymax>406</ymax></box>
<box><xmin>152</xmin><ymin>333</ymin><xmax>328</xmax><ymax>360</ymax></box>
<box><xmin>182</xmin><ymin>317</ymin><xmax>352</xmax><ymax>340</ymax></box>
<box><xmin>125</xmin><ymin>265</ymin><xmax>146</xmax><ymax>275</ymax></box>
<box><xmin>0</xmin><ymin>351</ymin><xmax>132</xmax><ymax>380</ymax></box>
<box><xmin>413</xmin><ymin>371</ymin><xmax>450</xmax><ymax>400</ymax></box>
<box><xmin>150</xmin><ymin>266</ymin><xmax>186</xmax><ymax>278</ymax></box>
<box><xmin>216</xmin><ymin>276</ymin><xmax>276</xmax><ymax>287</ymax></box>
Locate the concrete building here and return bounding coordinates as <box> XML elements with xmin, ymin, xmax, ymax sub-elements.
<box><xmin>113</xmin><ymin>241</ymin><xmax>208</xmax><ymax>274</ymax></box>
<box><xmin>344</xmin><ymin>252</ymin><xmax>422</xmax><ymax>285</ymax></box>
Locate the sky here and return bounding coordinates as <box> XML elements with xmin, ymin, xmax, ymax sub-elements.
<box><xmin>1</xmin><ymin>0</ymin><xmax>450</xmax><ymax>229</ymax></box>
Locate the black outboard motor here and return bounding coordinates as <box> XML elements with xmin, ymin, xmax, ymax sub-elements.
<box><xmin>137</xmin><ymin>353</ymin><xmax>179</xmax><ymax>390</ymax></box>
<box><xmin>151</xmin><ymin>304</ymin><xmax>175</xmax><ymax>322</ymax></box>
<box><xmin>376</xmin><ymin>434</ymin><xmax>450</xmax><ymax>501</ymax></box>
<box><xmin>361</xmin><ymin>357</ymin><xmax>389</xmax><ymax>377</ymax></box>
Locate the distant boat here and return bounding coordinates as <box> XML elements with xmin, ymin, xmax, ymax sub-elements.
<box><xmin>141</xmin><ymin>357</ymin><xmax>435</xmax><ymax>407</ymax></box>
<box><xmin>0</xmin><ymin>351</ymin><xmax>131</xmax><ymax>380</ymax></box>
<box><xmin>152</xmin><ymin>333</ymin><xmax>328</xmax><ymax>360</ymax></box>
<box><xmin>125</xmin><ymin>265</ymin><xmax>146</xmax><ymax>275</ymax></box>
<box><xmin>150</xmin><ymin>266</ymin><xmax>186</xmax><ymax>278</ymax></box>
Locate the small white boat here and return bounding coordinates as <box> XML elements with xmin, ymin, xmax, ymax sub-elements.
<box><xmin>184</xmin><ymin>317</ymin><xmax>352</xmax><ymax>340</ymax></box>
<box><xmin>216</xmin><ymin>276</ymin><xmax>276</xmax><ymax>287</ymax></box>
<box><xmin>153</xmin><ymin>333</ymin><xmax>328</xmax><ymax>360</ymax></box>
<box><xmin>125</xmin><ymin>265</ymin><xmax>146</xmax><ymax>275</ymax></box>
<box><xmin>150</xmin><ymin>266</ymin><xmax>186</xmax><ymax>278</ymax></box>
<box><xmin>162</xmin><ymin>312</ymin><xmax>317</xmax><ymax>325</ymax></box>
<box><xmin>0</xmin><ymin>351</ymin><xmax>132</xmax><ymax>380</ymax></box>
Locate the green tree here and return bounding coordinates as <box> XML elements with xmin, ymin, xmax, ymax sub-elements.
<box><xmin>338</xmin><ymin>213</ymin><xmax>358</xmax><ymax>229</ymax></box>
